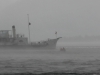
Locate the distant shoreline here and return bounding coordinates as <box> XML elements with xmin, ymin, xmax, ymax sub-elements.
<box><xmin>60</xmin><ymin>36</ymin><xmax>100</xmax><ymax>42</ymax></box>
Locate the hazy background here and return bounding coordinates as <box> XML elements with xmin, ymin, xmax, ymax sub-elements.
<box><xmin>0</xmin><ymin>0</ymin><xmax>100</xmax><ymax>41</ymax></box>
<box><xmin>0</xmin><ymin>1</ymin><xmax>100</xmax><ymax>73</ymax></box>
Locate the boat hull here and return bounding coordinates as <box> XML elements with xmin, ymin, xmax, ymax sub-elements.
<box><xmin>0</xmin><ymin>37</ymin><xmax>61</xmax><ymax>49</ymax></box>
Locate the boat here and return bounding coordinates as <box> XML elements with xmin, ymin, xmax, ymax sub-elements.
<box><xmin>0</xmin><ymin>25</ymin><xmax>61</xmax><ymax>49</ymax></box>
<box><xmin>60</xmin><ymin>47</ymin><xmax>66</xmax><ymax>51</ymax></box>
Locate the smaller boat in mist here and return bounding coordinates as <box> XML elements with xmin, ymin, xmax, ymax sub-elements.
<box><xmin>60</xmin><ymin>47</ymin><xmax>66</xmax><ymax>51</ymax></box>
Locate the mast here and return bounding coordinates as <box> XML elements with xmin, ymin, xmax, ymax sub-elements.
<box><xmin>27</xmin><ymin>14</ymin><xmax>31</xmax><ymax>43</ymax></box>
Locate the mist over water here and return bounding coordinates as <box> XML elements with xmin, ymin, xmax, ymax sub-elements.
<box><xmin>0</xmin><ymin>0</ymin><xmax>100</xmax><ymax>74</ymax></box>
<box><xmin>0</xmin><ymin>42</ymin><xmax>100</xmax><ymax>73</ymax></box>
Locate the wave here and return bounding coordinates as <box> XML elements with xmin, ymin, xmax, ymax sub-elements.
<box><xmin>0</xmin><ymin>59</ymin><xmax>100</xmax><ymax>74</ymax></box>
<box><xmin>0</xmin><ymin>72</ymin><xmax>99</xmax><ymax>75</ymax></box>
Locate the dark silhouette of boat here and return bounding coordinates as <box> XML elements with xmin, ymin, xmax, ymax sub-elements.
<box><xmin>60</xmin><ymin>47</ymin><xmax>66</xmax><ymax>51</ymax></box>
<box><xmin>0</xmin><ymin>25</ymin><xmax>61</xmax><ymax>49</ymax></box>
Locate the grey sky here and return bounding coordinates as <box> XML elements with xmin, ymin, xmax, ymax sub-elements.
<box><xmin>0</xmin><ymin>0</ymin><xmax>100</xmax><ymax>41</ymax></box>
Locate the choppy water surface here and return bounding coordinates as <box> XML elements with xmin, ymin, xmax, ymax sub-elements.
<box><xmin>0</xmin><ymin>43</ymin><xmax>100</xmax><ymax>73</ymax></box>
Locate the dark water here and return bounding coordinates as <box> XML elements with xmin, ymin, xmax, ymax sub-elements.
<box><xmin>0</xmin><ymin>43</ymin><xmax>100</xmax><ymax>74</ymax></box>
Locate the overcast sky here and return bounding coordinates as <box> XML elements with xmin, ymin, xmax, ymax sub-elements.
<box><xmin>0</xmin><ymin>0</ymin><xmax>100</xmax><ymax>41</ymax></box>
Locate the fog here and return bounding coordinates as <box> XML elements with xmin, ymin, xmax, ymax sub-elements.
<box><xmin>0</xmin><ymin>0</ymin><xmax>100</xmax><ymax>41</ymax></box>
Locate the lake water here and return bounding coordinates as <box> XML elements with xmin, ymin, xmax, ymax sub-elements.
<box><xmin>0</xmin><ymin>42</ymin><xmax>100</xmax><ymax>73</ymax></box>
